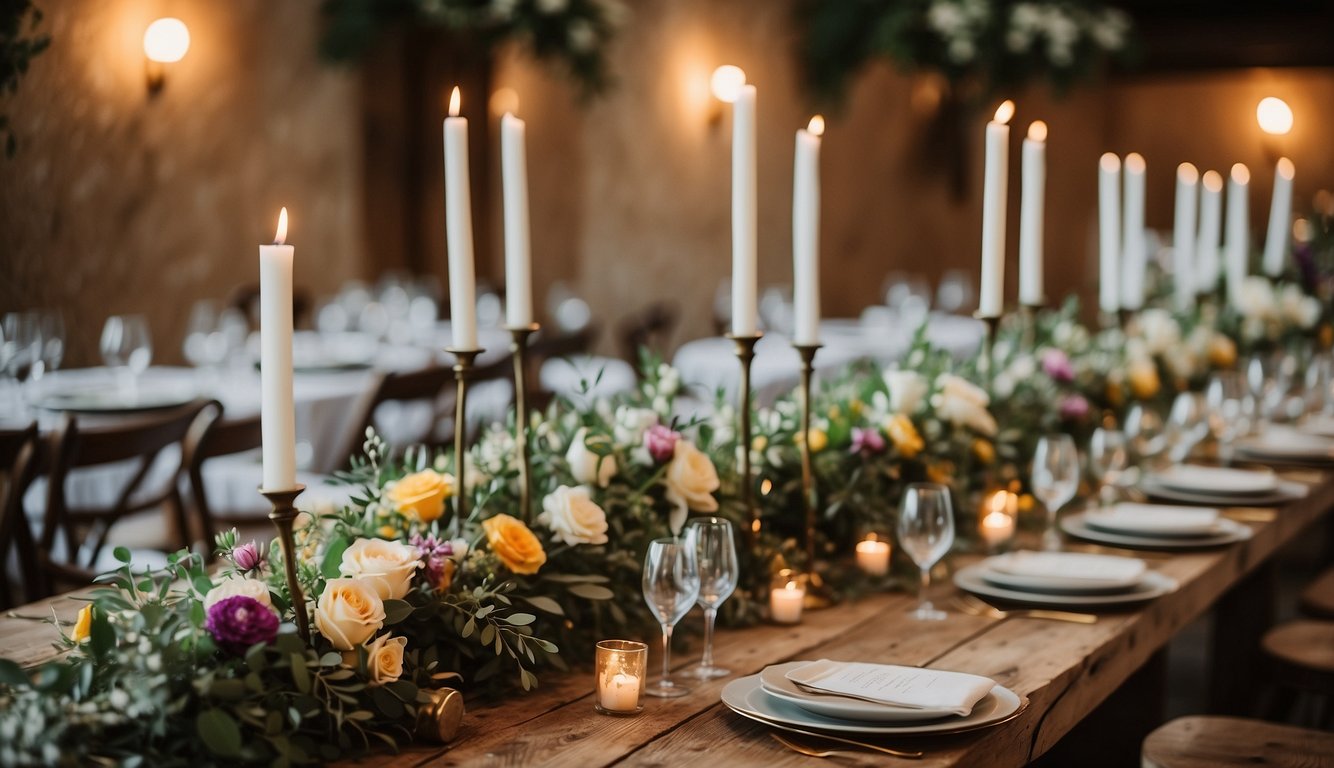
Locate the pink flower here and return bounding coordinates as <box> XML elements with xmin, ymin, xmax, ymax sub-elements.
<box><xmin>231</xmin><ymin>541</ymin><xmax>264</xmax><ymax>574</ymax></box>
<box><xmin>1059</xmin><ymin>394</ymin><xmax>1090</xmax><ymax>421</ymax></box>
<box><xmin>644</xmin><ymin>424</ymin><xmax>681</xmax><ymax>464</ymax></box>
<box><xmin>410</xmin><ymin>533</ymin><xmax>456</xmax><ymax>589</ymax></box>
<box><xmin>850</xmin><ymin>427</ymin><xmax>886</xmax><ymax>457</ymax></box>
<box><xmin>206</xmin><ymin>595</ymin><xmax>279</xmax><ymax>655</ymax></box>
<box><xmin>1041</xmin><ymin>349</ymin><xmax>1075</xmax><ymax>383</ymax></box>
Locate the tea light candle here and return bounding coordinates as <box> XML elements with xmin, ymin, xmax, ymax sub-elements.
<box><xmin>594</xmin><ymin>640</ymin><xmax>647</xmax><ymax>716</ymax></box>
<box><xmin>855</xmin><ymin>535</ymin><xmax>890</xmax><ymax>576</ymax></box>
<box><xmin>980</xmin><ymin>491</ymin><xmax>1017</xmax><ymax>548</ymax></box>
<box><xmin>770</xmin><ymin>580</ymin><xmax>805</xmax><ymax>624</ymax></box>
<box><xmin>600</xmin><ymin>672</ymin><xmax>641</xmax><ymax>713</ymax></box>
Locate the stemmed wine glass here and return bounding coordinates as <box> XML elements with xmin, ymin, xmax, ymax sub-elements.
<box><xmin>1207</xmin><ymin>372</ymin><xmax>1253</xmax><ymax>466</ymax></box>
<box><xmin>101</xmin><ymin>314</ymin><xmax>153</xmax><ymax>396</ymax></box>
<box><xmin>1123</xmin><ymin>403</ymin><xmax>1166</xmax><ymax>471</ymax></box>
<box><xmin>641</xmin><ymin>538</ymin><xmax>699</xmax><ymax>697</ymax></box>
<box><xmin>896</xmin><ymin>483</ymin><xmax>955</xmax><ymax>621</ymax></box>
<box><xmin>35</xmin><ymin>312</ymin><xmax>65</xmax><ymax>383</ymax></box>
<box><xmin>1031</xmin><ymin>434</ymin><xmax>1080</xmax><ymax>550</ymax></box>
<box><xmin>1</xmin><ymin>312</ymin><xmax>42</xmax><ymax>412</ymax></box>
<box><xmin>1165</xmin><ymin>392</ymin><xmax>1209</xmax><ymax>463</ymax></box>
<box><xmin>1088</xmin><ymin>428</ymin><xmax>1130</xmax><ymax>509</ymax></box>
<box><xmin>1304</xmin><ymin>352</ymin><xmax>1334</xmax><ymax>417</ymax></box>
<box><xmin>684</xmin><ymin>517</ymin><xmax>739</xmax><ymax>680</ymax></box>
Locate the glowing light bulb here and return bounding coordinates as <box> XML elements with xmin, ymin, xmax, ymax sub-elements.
<box><xmin>143</xmin><ymin>18</ymin><xmax>190</xmax><ymax>64</ymax></box>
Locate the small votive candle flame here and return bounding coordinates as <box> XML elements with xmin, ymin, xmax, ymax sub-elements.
<box><xmin>980</xmin><ymin>491</ymin><xmax>1017</xmax><ymax>548</ymax></box>
<box><xmin>594</xmin><ymin>640</ymin><xmax>646</xmax><ymax>716</ymax></box>
<box><xmin>855</xmin><ymin>534</ymin><xmax>891</xmax><ymax>576</ymax></box>
<box><xmin>770</xmin><ymin>578</ymin><xmax>806</xmax><ymax>624</ymax></box>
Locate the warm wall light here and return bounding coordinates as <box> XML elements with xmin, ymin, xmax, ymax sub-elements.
<box><xmin>143</xmin><ymin>17</ymin><xmax>190</xmax><ymax>95</ymax></box>
<box><xmin>1257</xmin><ymin>97</ymin><xmax>1293</xmax><ymax>136</ymax></box>
<box><xmin>710</xmin><ymin>65</ymin><xmax>746</xmax><ymax>103</ymax></box>
<box><xmin>489</xmin><ymin>87</ymin><xmax>519</xmax><ymax>118</ymax></box>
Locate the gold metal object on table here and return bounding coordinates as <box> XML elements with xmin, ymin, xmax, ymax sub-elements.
<box><xmin>793</xmin><ymin>343</ymin><xmax>831</xmax><ymax>608</ymax></box>
<box><xmin>952</xmin><ymin>593</ymin><xmax>1098</xmax><ymax>624</ymax></box>
<box><xmin>726</xmin><ymin>332</ymin><xmax>763</xmax><ymax>545</ymax></box>
<box><xmin>973</xmin><ymin>312</ymin><xmax>1001</xmax><ymax>388</ymax></box>
<box><xmin>1020</xmin><ymin>301</ymin><xmax>1045</xmax><ymax>351</ymax></box>
<box><xmin>762</xmin><ymin>727</ymin><xmax>923</xmax><ymax>759</ymax></box>
<box><xmin>415</xmin><ymin>686</ymin><xmax>465</xmax><ymax>743</ymax></box>
<box><xmin>507</xmin><ymin>324</ymin><xmax>540</xmax><ymax>523</ymax></box>
<box><xmin>261</xmin><ymin>484</ymin><xmax>311</xmax><ymax>642</ymax></box>
<box><xmin>446</xmin><ymin>347</ymin><xmax>484</xmax><ymax>538</ymax></box>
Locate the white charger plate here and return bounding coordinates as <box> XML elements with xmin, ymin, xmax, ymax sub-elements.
<box><xmin>1139</xmin><ymin>475</ymin><xmax>1306</xmax><ymax>507</ymax></box>
<box><xmin>978</xmin><ymin>552</ymin><xmax>1145</xmax><ymax>594</ymax></box>
<box><xmin>722</xmin><ymin>674</ymin><xmax>1026</xmax><ymax>736</ymax></box>
<box><xmin>1083</xmin><ymin>503</ymin><xmax>1223</xmax><ymax>537</ymax></box>
<box><xmin>1154</xmin><ymin>465</ymin><xmax>1278</xmax><ymax>496</ymax></box>
<box><xmin>1061</xmin><ymin>511</ymin><xmax>1253</xmax><ymax>550</ymax></box>
<box><xmin>757</xmin><ymin>662</ymin><xmax>956</xmax><ymax>723</ymax></box>
<box><xmin>955</xmin><ymin>562</ymin><xmax>1178</xmax><ymax>607</ymax></box>
<box><xmin>1236</xmin><ymin>429</ymin><xmax>1334</xmax><ymax>463</ymax></box>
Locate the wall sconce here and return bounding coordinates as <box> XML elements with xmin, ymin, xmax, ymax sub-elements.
<box><xmin>708</xmin><ymin>64</ymin><xmax>746</xmax><ymax>127</ymax></box>
<box><xmin>1256</xmin><ymin>96</ymin><xmax>1293</xmax><ymax>165</ymax></box>
<box><xmin>143</xmin><ymin>17</ymin><xmax>190</xmax><ymax>95</ymax></box>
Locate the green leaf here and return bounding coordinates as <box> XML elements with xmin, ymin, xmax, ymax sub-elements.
<box><xmin>113</xmin><ymin>546</ymin><xmax>132</xmax><ymax>563</ymax></box>
<box><xmin>88</xmin><ymin>611</ymin><xmax>115</xmax><ymax>659</ymax></box>
<box><xmin>567</xmin><ymin>583</ymin><xmax>615</xmax><ymax>600</ymax></box>
<box><xmin>321</xmin><ymin>537</ymin><xmax>351</xmax><ymax>579</ymax></box>
<box><xmin>291</xmin><ymin>654</ymin><xmax>311</xmax><ymax>694</ymax></box>
<box><xmin>504</xmin><ymin>612</ymin><xmax>536</xmax><ymax>626</ymax></box>
<box><xmin>382</xmin><ymin>599</ymin><xmax>414</xmax><ymax>625</ymax></box>
<box><xmin>520</xmin><ymin>595</ymin><xmax>565</xmax><ymax>616</ymax></box>
<box><xmin>196</xmin><ymin>709</ymin><xmax>243</xmax><ymax>757</ymax></box>
<box><xmin>479</xmin><ymin>623</ymin><xmax>495</xmax><ymax>647</ymax></box>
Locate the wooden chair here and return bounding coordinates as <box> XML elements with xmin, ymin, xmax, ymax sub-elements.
<box><xmin>1300</xmin><ymin>566</ymin><xmax>1334</xmax><ymax>620</ymax></box>
<box><xmin>37</xmin><ymin>400</ymin><xmax>215</xmax><ymax>597</ymax></box>
<box><xmin>227</xmin><ymin>282</ymin><xmax>311</xmax><ymax>330</ymax></box>
<box><xmin>617</xmin><ymin>302</ymin><xmax>678</xmax><ymax>368</ymax></box>
<box><xmin>1260</xmin><ymin>619</ymin><xmax>1334</xmax><ymax>727</ymax></box>
<box><xmin>182</xmin><ymin>402</ymin><xmax>263</xmax><ymax>554</ymax></box>
<box><xmin>0</xmin><ymin>423</ymin><xmax>41</xmax><ymax>609</ymax></box>
<box><xmin>1141</xmin><ymin>715</ymin><xmax>1334</xmax><ymax>768</ymax></box>
<box><xmin>336</xmin><ymin>365</ymin><xmax>460</xmax><ymax>468</ymax></box>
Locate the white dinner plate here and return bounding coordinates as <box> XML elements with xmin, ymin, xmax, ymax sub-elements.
<box><xmin>722</xmin><ymin>674</ymin><xmax>1026</xmax><ymax>736</ymax></box>
<box><xmin>757</xmin><ymin>662</ymin><xmax>957</xmax><ymax>723</ymax></box>
<box><xmin>978</xmin><ymin>551</ymin><xmax>1145</xmax><ymax>594</ymax></box>
<box><xmin>1154</xmin><ymin>465</ymin><xmax>1279</xmax><ymax>496</ymax></box>
<box><xmin>1300</xmin><ymin>414</ymin><xmax>1334</xmax><ymax>438</ymax></box>
<box><xmin>1061</xmin><ymin>511</ymin><xmax>1253</xmax><ymax>550</ymax></box>
<box><xmin>954</xmin><ymin>562</ymin><xmax>1178</xmax><ymax>607</ymax></box>
<box><xmin>1083</xmin><ymin>503</ymin><xmax>1223</xmax><ymax>538</ymax></box>
<box><xmin>36</xmin><ymin>388</ymin><xmax>197</xmax><ymax>414</ymax></box>
<box><xmin>1236</xmin><ymin>429</ymin><xmax>1334</xmax><ymax>463</ymax></box>
<box><xmin>1138</xmin><ymin>475</ymin><xmax>1306</xmax><ymax>507</ymax></box>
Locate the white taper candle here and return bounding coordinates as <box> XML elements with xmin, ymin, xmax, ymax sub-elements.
<box><xmin>259</xmin><ymin>208</ymin><xmax>297</xmax><ymax>491</ymax></box>
<box><xmin>1018</xmin><ymin>121</ymin><xmax>1047</xmax><ymax>307</ymax></box>
<box><xmin>443</xmin><ymin>86</ymin><xmax>478</xmax><ymax>349</ymax></box>
<box><xmin>1196</xmin><ymin>170</ymin><xmax>1223</xmax><ymax>294</ymax></box>
<box><xmin>731</xmin><ymin>84</ymin><xmax>758</xmax><ymax>336</ymax></box>
<box><xmin>1120</xmin><ymin>152</ymin><xmax>1147</xmax><ymax>311</ymax></box>
<box><xmin>792</xmin><ymin>115</ymin><xmax>823</xmax><ymax>346</ymax></box>
<box><xmin>1172</xmin><ymin>163</ymin><xmax>1199</xmax><ymax>311</ymax></box>
<box><xmin>979</xmin><ymin>100</ymin><xmax>1013</xmax><ymax>318</ymax></box>
<box><xmin>1262</xmin><ymin>157</ymin><xmax>1295</xmax><ymax>278</ymax></box>
<box><xmin>1098</xmin><ymin>153</ymin><xmax>1122</xmax><ymax>315</ymax></box>
<box><xmin>1225</xmin><ymin>163</ymin><xmax>1251</xmax><ymax>307</ymax></box>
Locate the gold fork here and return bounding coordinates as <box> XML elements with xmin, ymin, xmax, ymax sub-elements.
<box><xmin>770</xmin><ymin>732</ymin><xmax>923</xmax><ymax>760</ymax></box>
<box><xmin>953</xmin><ymin>593</ymin><xmax>1098</xmax><ymax>624</ymax></box>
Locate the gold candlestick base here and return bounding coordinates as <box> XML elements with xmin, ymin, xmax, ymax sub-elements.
<box><xmin>447</xmin><ymin>347</ymin><xmax>484</xmax><ymax>538</ymax></box>
<box><xmin>261</xmin><ymin>484</ymin><xmax>310</xmax><ymax>643</ymax></box>
<box><xmin>507</xmin><ymin>325</ymin><xmax>540</xmax><ymax>523</ymax></box>
<box><xmin>1020</xmin><ymin>301</ymin><xmax>1045</xmax><ymax>352</ymax></box>
<box><xmin>973</xmin><ymin>312</ymin><xmax>1001</xmax><ymax>390</ymax></box>
<box><xmin>415</xmin><ymin>686</ymin><xmax>465</xmax><ymax>743</ymax></box>
<box><xmin>726</xmin><ymin>332</ymin><xmax>762</xmax><ymax>544</ymax></box>
<box><xmin>793</xmin><ymin>343</ymin><xmax>822</xmax><ymax>577</ymax></box>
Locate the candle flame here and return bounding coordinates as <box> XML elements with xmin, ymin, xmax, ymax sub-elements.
<box><xmin>865</xmin><ymin>532</ymin><xmax>878</xmax><ymax>543</ymax></box>
<box><xmin>710</xmin><ymin>65</ymin><xmax>746</xmax><ymax>103</ymax></box>
<box><xmin>1027</xmin><ymin>120</ymin><xmax>1047</xmax><ymax>142</ymax></box>
<box><xmin>1177</xmin><ymin>162</ymin><xmax>1199</xmax><ymax>184</ymax></box>
<box><xmin>274</xmin><ymin>207</ymin><xmax>288</xmax><ymax>245</ymax></box>
<box><xmin>993</xmin><ymin>99</ymin><xmax>1014</xmax><ymax>125</ymax></box>
<box><xmin>785</xmin><ymin>581</ymin><xmax>799</xmax><ymax>591</ymax></box>
<box><xmin>807</xmin><ymin>115</ymin><xmax>825</xmax><ymax>136</ymax></box>
<box><xmin>448</xmin><ymin>86</ymin><xmax>461</xmax><ymax>117</ymax></box>
<box><xmin>1276</xmin><ymin>156</ymin><xmax>1295</xmax><ymax>180</ymax></box>
<box><xmin>1125</xmin><ymin>152</ymin><xmax>1146</xmax><ymax>174</ymax></box>
<box><xmin>1231</xmin><ymin>163</ymin><xmax>1250</xmax><ymax>185</ymax></box>
<box><xmin>1099</xmin><ymin>152</ymin><xmax>1121</xmax><ymax>172</ymax></box>
<box><xmin>1202</xmin><ymin>170</ymin><xmax>1224</xmax><ymax>192</ymax></box>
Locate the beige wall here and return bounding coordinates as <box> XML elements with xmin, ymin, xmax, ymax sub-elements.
<box><xmin>0</xmin><ymin>0</ymin><xmax>363</xmax><ymax>365</ymax></box>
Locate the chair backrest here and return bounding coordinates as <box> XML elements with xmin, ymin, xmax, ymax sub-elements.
<box><xmin>227</xmin><ymin>282</ymin><xmax>311</xmax><ymax>330</ymax></box>
<box><xmin>530</xmin><ymin>324</ymin><xmax>599</xmax><ymax>362</ymax></box>
<box><xmin>181</xmin><ymin>402</ymin><xmax>262</xmax><ymax>552</ymax></box>
<box><xmin>0</xmin><ymin>423</ymin><xmax>40</xmax><ymax>609</ymax></box>
<box><xmin>337</xmin><ymin>366</ymin><xmax>458</xmax><ymax>467</ymax></box>
<box><xmin>39</xmin><ymin>399</ymin><xmax>216</xmax><ymax>594</ymax></box>
<box><xmin>618</xmin><ymin>302</ymin><xmax>678</xmax><ymax>367</ymax></box>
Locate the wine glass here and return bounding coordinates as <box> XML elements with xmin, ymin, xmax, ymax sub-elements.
<box><xmin>936</xmin><ymin>269</ymin><xmax>976</xmax><ymax>315</ymax></box>
<box><xmin>1032</xmin><ymin>434</ymin><xmax>1080</xmax><ymax>550</ymax></box>
<box><xmin>641</xmin><ymin>538</ymin><xmax>699</xmax><ymax>697</ymax></box>
<box><xmin>183</xmin><ymin>300</ymin><xmax>219</xmax><ymax>368</ymax></box>
<box><xmin>1165</xmin><ymin>392</ymin><xmax>1209</xmax><ymax>463</ymax></box>
<box><xmin>1304</xmin><ymin>352</ymin><xmax>1334</xmax><ymax>417</ymax></box>
<box><xmin>35</xmin><ymin>312</ymin><xmax>65</xmax><ymax>382</ymax></box>
<box><xmin>684</xmin><ymin>518</ymin><xmax>739</xmax><ymax>680</ymax></box>
<box><xmin>1123</xmin><ymin>402</ymin><xmax>1166</xmax><ymax>470</ymax></box>
<box><xmin>1</xmin><ymin>312</ymin><xmax>42</xmax><ymax>410</ymax></box>
<box><xmin>1088</xmin><ymin>428</ymin><xmax>1129</xmax><ymax>509</ymax></box>
<box><xmin>1246</xmin><ymin>351</ymin><xmax>1295</xmax><ymax>427</ymax></box>
<box><xmin>1206</xmin><ymin>372</ymin><xmax>1253</xmax><ymax>466</ymax></box>
<box><xmin>101</xmin><ymin>314</ymin><xmax>152</xmax><ymax>395</ymax></box>
<box><xmin>896</xmin><ymin>483</ymin><xmax>955</xmax><ymax>621</ymax></box>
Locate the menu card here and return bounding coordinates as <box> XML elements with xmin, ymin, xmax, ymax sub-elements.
<box><xmin>785</xmin><ymin>660</ymin><xmax>995</xmax><ymax>716</ymax></box>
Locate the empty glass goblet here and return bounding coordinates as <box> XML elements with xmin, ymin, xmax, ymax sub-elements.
<box><xmin>641</xmin><ymin>538</ymin><xmax>700</xmax><ymax>697</ymax></box>
<box><xmin>896</xmin><ymin>483</ymin><xmax>955</xmax><ymax>621</ymax></box>
<box><xmin>684</xmin><ymin>517</ymin><xmax>739</xmax><ymax>680</ymax></box>
<box><xmin>1207</xmin><ymin>372</ymin><xmax>1253</xmax><ymax>466</ymax></box>
<box><xmin>1089</xmin><ymin>428</ymin><xmax>1130</xmax><ymax>509</ymax></box>
<box><xmin>1032</xmin><ymin>434</ymin><xmax>1080</xmax><ymax>550</ymax></box>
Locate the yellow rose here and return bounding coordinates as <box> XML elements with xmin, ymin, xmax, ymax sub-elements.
<box><xmin>926</xmin><ymin>461</ymin><xmax>955</xmax><ymax>484</ymax></box>
<box><xmin>751</xmin><ymin>435</ymin><xmax>768</xmax><ymax>453</ymax></box>
<box><xmin>340</xmin><ymin>538</ymin><xmax>423</xmax><ymax>600</ymax></box>
<box><xmin>849</xmin><ymin>398</ymin><xmax>864</xmax><ymax>417</ymax></box>
<box><xmin>482</xmin><ymin>514</ymin><xmax>547</xmax><ymax>575</ymax></box>
<box><xmin>663</xmin><ymin>440</ymin><xmax>721</xmax><ymax>533</ymax></box>
<box><xmin>827</xmin><ymin>405</ymin><xmax>841</xmax><ymax>420</ymax></box>
<box><xmin>1128</xmin><ymin>358</ymin><xmax>1160</xmax><ymax>400</ymax></box>
<box><xmin>795</xmin><ymin>429</ymin><xmax>828</xmax><ymax>453</ymax></box>
<box><xmin>365</xmin><ymin>633</ymin><xmax>407</xmax><ymax>685</ymax></box>
<box><xmin>71</xmin><ymin>605</ymin><xmax>92</xmax><ymax>643</ymax></box>
<box><xmin>1018</xmin><ymin>493</ymin><xmax>1036</xmax><ymax>513</ymax></box>
<box><xmin>386</xmin><ymin>470</ymin><xmax>452</xmax><ymax>523</ymax></box>
<box><xmin>883</xmin><ymin>414</ymin><xmax>924</xmax><ymax>459</ymax></box>
<box><xmin>315</xmin><ymin>577</ymin><xmax>387</xmax><ymax>651</ymax></box>
<box><xmin>972</xmin><ymin>438</ymin><xmax>995</xmax><ymax>465</ymax></box>
<box><xmin>1207</xmin><ymin>334</ymin><xmax>1237</xmax><ymax>368</ymax></box>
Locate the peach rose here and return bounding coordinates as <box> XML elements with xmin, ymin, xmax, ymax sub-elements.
<box><xmin>663</xmin><ymin>440</ymin><xmax>720</xmax><ymax>534</ymax></box>
<box><xmin>365</xmin><ymin>633</ymin><xmax>407</xmax><ymax>685</ymax></box>
<box><xmin>482</xmin><ymin>514</ymin><xmax>547</xmax><ymax>575</ymax></box>
<box><xmin>340</xmin><ymin>538</ymin><xmax>422</xmax><ymax>600</ymax></box>
<box><xmin>386</xmin><ymin>469</ymin><xmax>452</xmax><ymax>523</ymax></box>
<box><xmin>315</xmin><ymin>577</ymin><xmax>386</xmax><ymax>651</ymax></box>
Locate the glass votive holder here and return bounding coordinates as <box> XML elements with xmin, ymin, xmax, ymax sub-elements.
<box><xmin>594</xmin><ymin>640</ymin><xmax>647</xmax><ymax>716</ymax></box>
<box><xmin>854</xmin><ymin>533</ymin><xmax>891</xmax><ymax>576</ymax></box>
<box><xmin>769</xmin><ymin>569</ymin><xmax>808</xmax><ymax>624</ymax></box>
<box><xmin>979</xmin><ymin>489</ymin><xmax>1018</xmax><ymax>552</ymax></box>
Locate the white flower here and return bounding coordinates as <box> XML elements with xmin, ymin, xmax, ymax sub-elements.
<box><xmin>315</xmin><ymin>578</ymin><xmax>386</xmax><ymax>651</ymax></box>
<box><xmin>1007</xmin><ymin>355</ymin><xmax>1036</xmax><ymax>380</ymax></box>
<box><xmin>539</xmin><ymin>485</ymin><xmax>609</xmax><ymax>546</ymax></box>
<box><xmin>1136</xmin><ymin>308</ymin><xmax>1181</xmax><ymax>356</ymax></box>
<box><xmin>1236</xmin><ymin>276</ymin><xmax>1278</xmax><ymax>321</ymax></box>
<box><xmin>613</xmin><ymin>406</ymin><xmax>658</xmax><ymax>447</ymax></box>
<box><xmin>203</xmin><ymin>578</ymin><xmax>273</xmax><ymax>611</ymax></box>
<box><xmin>364</xmin><ymin>634</ymin><xmax>407</xmax><ymax>685</ymax></box>
<box><xmin>656</xmin><ymin>363</ymin><xmax>681</xmax><ymax>396</ymax></box>
<box><xmin>883</xmin><ymin>369</ymin><xmax>928</xmax><ymax>415</ymax></box>
<box><xmin>1298</xmin><ymin>297</ymin><xmax>1322</xmax><ymax>329</ymax></box>
<box><xmin>568</xmin><ymin>21</ymin><xmax>596</xmax><ymax>52</ymax></box>
<box><xmin>931</xmin><ymin>373</ymin><xmax>998</xmax><ymax>436</ymax></box>
<box><xmin>662</xmin><ymin>440</ymin><xmax>720</xmax><ymax>534</ymax></box>
<box><xmin>566</xmin><ymin>427</ymin><xmax>616</xmax><ymax>487</ymax></box>
<box><xmin>340</xmin><ymin>538</ymin><xmax>423</xmax><ymax>600</ymax></box>
<box><xmin>947</xmin><ymin>37</ymin><xmax>976</xmax><ymax>64</ymax></box>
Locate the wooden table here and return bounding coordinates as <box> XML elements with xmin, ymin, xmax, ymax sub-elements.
<box><xmin>5</xmin><ymin>468</ymin><xmax>1332</xmax><ymax>767</ymax></box>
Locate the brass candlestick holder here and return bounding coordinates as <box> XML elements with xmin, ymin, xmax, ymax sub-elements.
<box><xmin>507</xmin><ymin>324</ymin><xmax>540</xmax><ymax>523</ymax></box>
<box><xmin>1020</xmin><ymin>301</ymin><xmax>1045</xmax><ymax>352</ymax></box>
<box><xmin>726</xmin><ymin>332</ymin><xmax>762</xmax><ymax>544</ymax></box>
<box><xmin>973</xmin><ymin>312</ymin><xmax>1002</xmax><ymax>390</ymax></box>
<box><xmin>793</xmin><ymin>343</ymin><xmax>829</xmax><ymax>608</ymax></box>
<box><xmin>262</xmin><ymin>484</ymin><xmax>311</xmax><ymax>643</ymax></box>
<box><xmin>447</xmin><ymin>347</ymin><xmax>485</xmax><ymax>538</ymax></box>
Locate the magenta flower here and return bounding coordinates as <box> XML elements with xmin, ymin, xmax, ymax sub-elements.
<box><xmin>1041</xmin><ymin>349</ymin><xmax>1075</xmax><ymax>383</ymax></box>
<box><xmin>206</xmin><ymin>595</ymin><xmax>279</xmax><ymax>655</ymax></box>
<box><xmin>644</xmin><ymin>424</ymin><xmax>681</xmax><ymax>464</ymax></box>
<box><xmin>1059</xmin><ymin>394</ymin><xmax>1091</xmax><ymax>421</ymax></box>
<box><xmin>849</xmin><ymin>427</ymin><xmax>886</xmax><ymax>457</ymax></box>
<box><xmin>231</xmin><ymin>540</ymin><xmax>264</xmax><ymax>574</ymax></box>
<box><xmin>411</xmin><ymin>533</ymin><xmax>455</xmax><ymax>589</ymax></box>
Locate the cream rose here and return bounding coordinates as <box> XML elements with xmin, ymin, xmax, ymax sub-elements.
<box><xmin>315</xmin><ymin>577</ymin><xmax>387</xmax><ymax>651</ymax></box>
<box><xmin>539</xmin><ymin>485</ymin><xmax>609</xmax><ymax>546</ymax></box>
<box><xmin>566</xmin><ymin>427</ymin><xmax>616</xmax><ymax>487</ymax></box>
<box><xmin>882</xmin><ymin>370</ymin><xmax>928</xmax><ymax>415</ymax></box>
<box><xmin>663</xmin><ymin>440</ymin><xmax>720</xmax><ymax>534</ymax></box>
<box><xmin>204</xmin><ymin>577</ymin><xmax>274</xmax><ymax>612</ymax></box>
<box><xmin>365</xmin><ymin>633</ymin><xmax>407</xmax><ymax>685</ymax></box>
<box><xmin>340</xmin><ymin>538</ymin><xmax>423</xmax><ymax>600</ymax></box>
<box><xmin>932</xmin><ymin>374</ymin><xmax>998</xmax><ymax>436</ymax></box>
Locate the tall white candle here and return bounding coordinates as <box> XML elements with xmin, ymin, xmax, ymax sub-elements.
<box><xmin>1172</xmin><ymin>163</ymin><xmax>1199</xmax><ymax>312</ymax></box>
<box><xmin>731</xmin><ymin>83</ymin><xmax>758</xmax><ymax>336</ymax></box>
<box><xmin>259</xmin><ymin>207</ymin><xmax>297</xmax><ymax>491</ymax></box>
<box><xmin>979</xmin><ymin>100</ymin><xmax>1014</xmax><ymax>318</ymax></box>
<box><xmin>1196</xmin><ymin>170</ymin><xmax>1224</xmax><ymax>294</ymax></box>
<box><xmin>792</xmin><ymin>115</ymin><xmax>823</xmax><ymax>346</ymax></box>
<box><xmin>1225</xmin><ymin>163</ymin><xmax>1251</xmax><ymax>306</ymax></box>
<box><xmin>1018</xmin><ymin>120</ymin><xmax>1046</xmax><ymax>306</ymax></box>
<box><xmin>1120</xmin><ymin>152</ymin><xmax>1147</xmax><ymax>311</ymax></box>
<box><xmin>1098</xmin><ymin>153</ymin><xmax>1122</xmax><ymax>315</ymax></box>
<box><xmin>443</xmin><ymin>86</ymin><xmax>478</xmax><ymax>350</ymax></box>
<box><xmin>501</xmin><ymin>112</ymin><xmax>533</xmax><ymax>328</ymax></box>
<box><xmin>1262</xmin><ymin>157</ymin><xmax>1295</xmax><ymax>277</ymax></box>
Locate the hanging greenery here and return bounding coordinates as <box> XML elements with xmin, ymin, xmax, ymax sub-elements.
<box><xmin>319</xmin><ymin>0</ymin><xmax>626</xmax><ymax>96</ymax></box>
<box><xmin>0</xmin><ymin>0</ymin><xmax>50</xmax><ymax>157</ymax></box>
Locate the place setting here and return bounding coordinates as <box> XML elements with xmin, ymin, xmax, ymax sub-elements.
<box><xmin>954</xmin><ymin>548</ymin><xmax>1179</xmax><ymax>609</ymax></box>
<box><xmin>1136</xmin><ymin>463</ymin><xmax>1308</xmax><ymax>507</ymax></box>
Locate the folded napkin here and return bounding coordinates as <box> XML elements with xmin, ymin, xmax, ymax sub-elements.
<box><xmin>990</xmin><ymin>551</ymin><xmax>1145</xmax><ymax>583</ymax></box>
<box><xmin>1086</xmin><ymin>503</ymin><xmax>1219</xmax><ymax>535</ymax></box>
<box><xmin>785</xmin><ymin>660</ymin><xmax>995</xmax><ymax>717</ymax></box>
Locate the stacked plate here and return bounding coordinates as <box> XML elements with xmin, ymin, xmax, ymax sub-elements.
<box><xmin>721</xmin><ymin>660</ymin><xmax>1026</xmax><ymax>738</ymax></box>
<box><xmin>1061</xmin><ymin>502</ymin><xmax>1254</xmax><ymax>550</ymax></box>
<box><xmin>954</xmin><ymin>550</ymin><xmax>1178</xmax><ymax>607</ymax></box>
<box><xmin>1139</xmin><ymin>464</ymin><xmax>1306</xmax><ymax>506</ymax></box>
<box><xmin>37</xmin><ymin>385</ymin><xmax>198</xmax><ymax>414</ymax></box>
<box><xmin>1236</xmin><ymin>426</ymin><xmax>1334</xmax><ymax>465</ymax></box>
